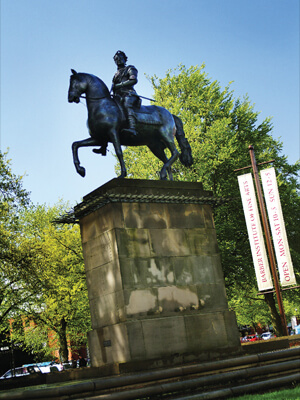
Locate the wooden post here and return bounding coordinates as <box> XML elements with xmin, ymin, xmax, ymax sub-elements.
<box><xmin>248</xmin><ymin>145</ymin><xmax>288</xmax><ymax>336</ymax></box>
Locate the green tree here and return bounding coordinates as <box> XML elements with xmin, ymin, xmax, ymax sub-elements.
<box><xmin>119</xmin><ymin>65</ymin><xmax>300</xmax><ymax>335</ymax></box>
<box><xmin>228</xmin><ymin>286</ymin><xmax>271</xmax><ymax>330</ymax></box>
<box><xmin>11</xmin><ymin>203</ymin><xmax>91</xmax><ymax>362</ymax></box>
<box><xmin>0</xmin><ymin>152</ymin><xmax>91</xmax><ymax>360</ymax></box>
<box><xmin>0</xmin><ymin>151</ymin><xmax>32</xmax><ymax>336</ymax></box>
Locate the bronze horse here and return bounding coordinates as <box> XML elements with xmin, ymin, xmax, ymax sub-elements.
<box><xmin>68</xmin><ymin>70</ymin><xmax>193</xmax><ymax>180</ymax></box>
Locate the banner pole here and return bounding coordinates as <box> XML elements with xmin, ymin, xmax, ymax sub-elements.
<box><xmin>248</xmin><ymin>145</ymin><xmax>288</xmax><ymax>336</ymax></box>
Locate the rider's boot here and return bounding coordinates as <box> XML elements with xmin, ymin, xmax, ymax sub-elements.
<box><xmin>122</xmin><ymin>114</ymin><xmax>137</xmax><ymax>136</ymax></box>
<box><xmin>93</xmin><ymin>143</ymin><xmax>108</xmax><ymax>155</ymax></box>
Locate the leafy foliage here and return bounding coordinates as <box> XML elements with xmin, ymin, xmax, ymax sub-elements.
<box><xmin>0</xmin><ymin>152</ymin><xmax>91</xmax><ymax>360</ymax></box>
<box><xmin>0</xmin><ymin>151</ymin><xmax>31</xmax><ymax>336</ymax></box>
<box><xmin>118</xmin><ymin>65</ymin><xmax>300</xmax><ymax>332</ymax></box>
<box><xmin>11</xmin><ymin>203</ymin><xmax>91</xmax><ymax>361</ymax></box>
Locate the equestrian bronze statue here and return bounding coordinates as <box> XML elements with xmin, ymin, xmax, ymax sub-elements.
<box><xmin>68</xmin><ymin>56</ymin><xmax>193</xmax><ymax>180</ymax></box>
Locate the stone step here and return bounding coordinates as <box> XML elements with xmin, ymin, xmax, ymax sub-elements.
<box><xmin>1</xmin><ymin>346</ymin><xmax>299</xmax><ymax>399</ymax></box>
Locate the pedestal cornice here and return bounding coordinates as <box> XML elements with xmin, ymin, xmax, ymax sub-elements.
<box><xmin>71</xmin><ymin>179</ymin><xmax>228</xmax><ymax>221</ymax></box>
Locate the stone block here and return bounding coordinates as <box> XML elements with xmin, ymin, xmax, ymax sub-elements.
<box><xmin>203</xmin><ymin>205</ymin><xmax>215</xmax><ymax>228</ymax></box>
<box><xmin>223</xmin><ymin>311</ymin><xmax>242</xmax><ymax>349</ymax></box>
<box><xmin>210</xmin><ymin>254</ymin><xmax>225</xmax><ymax>283</ymax></box>
<box><xmin>157</xmin><ymin>285</ymin><xmax>199</xmax><ymax>312</ymax></box>
<box><xmin>172</xmin><ymin>256</ymin><xmax>194</xmax><ymax>286</ymax></box>
<box><xmin>85</xmin><ymin>261</ymin><xmax>122</xmax><ymax>298</ymax></box>
<box><xmin>126</xmin><ymin>321</ymin><xmax>146</xmax><ymax>360</ymax></box>
<box><xmin>149</xmin><ymin>228</ymin><xmax>190</xmax><ymax>257</ymax></box>
<box><xmin>87</xmin><ymin>329</ymin><xmax>105</xmax><ymax>366</ymax></box>
<box><xmin>166</xmin><ymin>203</ymin><xmax>206</xmax><ymax>229</ymax></box>
<box><xmin>176</xmin><ymin>255</ymin><xmax>214</xmax><ymax>285</ymax></box>
<box><xmin>184</xmin><ymin>312</ymin><xmax>226</xmax><ymax>352</ymax></box>
<box><xmin>185</xmin><ymin>228</ymin><xmax>219</xmax><ymax>256</ymax></box>
<box><xmin>103</xmin><ymin>323</ymin><xmax>131</xmax><ymax>365</ymax></box>
<box><xmin>122</xmin><ymin>203</ymin><xmax>168</xmax><ymax>229</ymax></box>
<box><xmin>196</xmin><ymin>283</ymin><xmax>228</xmax><ymax>312</ymax></box>
<box><xmin>141</xmin><ymin>316</ymin><xmax>188</xmax><ymax>358</ymax></box>
<box><xmin>115</xmin><ymin>228</ymin><xmax>152</xmax><ymax>258</ymax></box>
<box><xmin>80</xmin><ymin>203</ymin><xmax>123</xmax><ymax>243</ymax></box>
<box><xmin>144</xmin><ymin>258</ymin><xmax>175</xmax><ymax>286</ymax></box>
<box><xmin>118</xmin><ymin>257</ymin><xmax>147</xmax><ymax>288</ymax></box>
<box><xmin>119</xmin><ymin>257</ymin><xmax>176</xmax><ymax>289</ymax></box>
<box><xmin>88</xmin><ymin>324</ymin><xmax>131</xmax><ymax>366</ymax></box>
<box><xmin>89</xmin><ymin>290</ymin><xmax>125</xmax><ymax>328</ymax></box>
<box><xmin>123</xmin><ymin>288</ymin><xmax>158</xmax><ymax>316</ymax></box>
<box><xmin>82</xmin><ymin>231</ymin><xmax>115</xmax><ymax>272</ymax></box>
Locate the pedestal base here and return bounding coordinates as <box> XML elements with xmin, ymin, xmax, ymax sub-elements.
<box><xmin>75</xmin><ymin>179</ymin><xmax>241</xmax><ymax>367</ymax></box>
<box><xmin>88</xmin><ymin>311</ymin><xmax>240</xmax><ymax>367</ymax></box>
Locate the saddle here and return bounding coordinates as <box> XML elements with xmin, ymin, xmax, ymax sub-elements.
<box><xmin>114</xmin><ymin>96</ymin><xmax>163</xmax><ymax>127</ymax></box>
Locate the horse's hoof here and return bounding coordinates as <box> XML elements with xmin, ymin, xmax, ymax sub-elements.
<box><xmin>160</xmin><ymin>172</ymin><xmax>168</xmax><ymax>180</ymax></box>
<box><xmin>77</xmin><ymin>166</ymin><xmax>86</xmax><ymax>177</ymax></box>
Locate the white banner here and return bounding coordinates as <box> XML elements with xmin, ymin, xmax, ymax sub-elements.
<box><xmin>260</xmin><ymin>168</ymin><xmax>296</xmax><ymax>286</ymax></box>
<box><xmin>238</xmin><ymin>174</ymin><xmax>273</xmax><ymax>291</ymax></box>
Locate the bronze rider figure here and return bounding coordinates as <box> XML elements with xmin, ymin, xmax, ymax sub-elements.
<box><xmin>111</xmin><ymin>50</ymin><xmax>139</xmax><ymax>136</ymax></box>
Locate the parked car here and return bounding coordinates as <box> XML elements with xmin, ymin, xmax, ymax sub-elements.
<box><xmin>261</xmin><ymin>332</ymin><xmax>276</xmax><ymax>340</ymax></box>
<box><xmin>0</xmin><ymin>364</ymin><xmax>41</xmax><ymax>379</ymax></box>
<box><xmin>35</xmin><ymin>361</ymin><xmax>62</xmax><ymax>373</ymax></box>
<box><xmin>0</xmin><ymin>367</ymin><xmax>29</xmax><ymax>379</ymax></box>
<box><xmin>244</xmin><ymin>334</ymin><xmax>262</xmax><ymax>342</ymax></box>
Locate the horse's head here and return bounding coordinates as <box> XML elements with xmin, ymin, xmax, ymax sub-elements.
<box><xmin>68</xmin><ymin>69</ymin><xmax>85</xmax><ymax>103</ymax></box>
<box><xmin>68</xmin><ymin>69</ymin><xmax>110</xmax><ymax>104</ymax></box>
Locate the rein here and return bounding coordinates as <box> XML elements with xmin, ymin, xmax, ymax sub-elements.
<box><xmin>79</xmin><ymin>93</ymin><xmax>156</xmax><ymax>102</ymax></box>
<box><xmin>79</xmin><ymin>94</ymin><xmax>108</xmax><ymax>101</ymax></box>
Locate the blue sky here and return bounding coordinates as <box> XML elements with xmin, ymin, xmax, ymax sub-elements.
<box><xmin>1</xmin><ymin>0</ymin><xmax>299</xmax><ymax>206</ymax></box>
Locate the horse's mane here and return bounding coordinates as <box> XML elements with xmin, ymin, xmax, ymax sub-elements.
<box><xmin>78</xmin><ymin>72</ymin><xmax>110</xmax><ymax>96</ymax></box>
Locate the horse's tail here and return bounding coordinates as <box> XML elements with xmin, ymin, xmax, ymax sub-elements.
<box><xmin>173</xmin><ymin>115</ymin><xmax>193</xmax><ymax>167</ymax></box>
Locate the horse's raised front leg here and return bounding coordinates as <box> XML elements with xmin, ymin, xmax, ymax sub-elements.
<box><xmin>72</xmin><ymin>137</ymin><xmax>98</xmax><ymax>177</ymax></box>
<box><xmin>110</xmin><ymin>131</ymin><xmax>127</xmax><ymax>178</ymax></box>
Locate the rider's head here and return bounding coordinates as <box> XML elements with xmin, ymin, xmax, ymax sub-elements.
<box><xmin>114</xmin><ymin>51</ymin><xmax>127</xmax><ymax>65</ymax></box>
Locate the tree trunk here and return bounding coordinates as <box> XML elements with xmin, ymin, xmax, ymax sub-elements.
<box><xmin>59</xmin><ymin>317</ymin><xmax>68</xmax><ymax>362</ymax></box>
<box><xmin>264</xmin><ymin>292</ymin><xmax>284</xmax><ymax>336</ymax></box>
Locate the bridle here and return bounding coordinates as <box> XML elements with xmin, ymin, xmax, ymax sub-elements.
<box><xmin>70</xmin><ymin>74</ymin><xmax>110</xmax><ymax>102</ymax></box>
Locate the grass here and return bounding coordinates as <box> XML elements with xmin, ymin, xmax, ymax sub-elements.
<box><xmin>228</xmin><ymin>384</ymin><xmax>300</xmax><ymax>399</ymax></box>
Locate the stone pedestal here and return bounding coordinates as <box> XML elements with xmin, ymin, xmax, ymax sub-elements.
<box><xmin>75</xmin><ymin>179</ymin><xmax>241</xmax><ymax>368</ymax></box>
